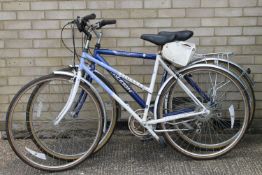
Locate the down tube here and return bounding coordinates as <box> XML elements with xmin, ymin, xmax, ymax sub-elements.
<box><xmin>79</xmin><ymin>58</ymin><xmax>144</xmax><ymax>124</ymax></box>
<box><xmin>79</xmin><ymin>61</ymin><xmax>116</xmax><ymax>98</ymax></box>
<box><xmin>94</xmin><ymin>53</ymin><xmax>146</xmax><ymax>108</ymax></box>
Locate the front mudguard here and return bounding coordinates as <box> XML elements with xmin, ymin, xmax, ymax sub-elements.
<box><xmin>55</xmin><ymin>66</ymin><xmax>121</xmax><ymax>121</ymax></box>
<box><xmin>53</xmin><ymin>70</ymin><xmax>108</xmax><ymax>132</ymax></box>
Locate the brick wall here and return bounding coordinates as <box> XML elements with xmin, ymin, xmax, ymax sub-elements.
<box><xmin>0</xmin><ymin>0</ymin><xmax>262</xmax><ymax>129</ymax></box>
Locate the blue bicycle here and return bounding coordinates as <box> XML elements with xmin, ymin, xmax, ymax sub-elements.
<box><xmin>6</xmin><ymin>14</ymin><xmax>250</xmax><ymax>171</ymax></box>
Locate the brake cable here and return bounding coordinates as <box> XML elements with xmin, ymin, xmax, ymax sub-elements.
<box><xmin>72</xmin><ymin>23</ymin><xmax>77</xmax><ymax>68</ymax></box>
<box><xmin>61</xmin><ymin>22</ymin><xmax>81</xmax><ymax>65</ymax></box>
<box><xmin>61</xmin><ymin>19</ymin><xmax>97</xmax><ymax>67</ymax></box>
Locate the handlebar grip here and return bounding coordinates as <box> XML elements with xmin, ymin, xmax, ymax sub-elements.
<box><xmin>98</xmin><ymin>19</ymin><xmax>116</xmax><ymax>29</ymax></box>
<box><xmin>82</xmin><ymin>13</ymin><xmax>96</xmax><ymax>22</ymax></box>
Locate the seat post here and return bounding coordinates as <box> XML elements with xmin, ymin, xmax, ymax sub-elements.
<box><xmin>157</xmin><ymin>46</ymin><xmax>162</xmax><ymax>55</ymax></box>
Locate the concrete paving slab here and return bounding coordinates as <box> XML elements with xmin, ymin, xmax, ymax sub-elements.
<box><xmin>0</xmin><ymin>131</ymin><xmax>262</xmax><ymax>175</ymax></box>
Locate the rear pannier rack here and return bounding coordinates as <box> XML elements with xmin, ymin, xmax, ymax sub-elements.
<box><xmin>191</xmin><ymin>52</ymin><xmax>255</xmax><ymax>87</ymax></box>
<box><xmin>193</xmin><ymin>52</ymin><xmax>234</xmax><ymax>60</ymax></box>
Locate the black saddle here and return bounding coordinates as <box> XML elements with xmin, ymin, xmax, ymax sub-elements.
<box><xmin>141</xmin><ymin>30</ymin><xmax>193</xmax><ymax>46</ymax></box>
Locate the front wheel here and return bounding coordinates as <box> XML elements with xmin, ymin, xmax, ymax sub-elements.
<box><xmin>6</xmin><ymin>74</ymin><xmax>104</xmax><ymax>171</ymax></box>
<box><xmin>157</xmin><ymin>65</ymin><xmax>249</xmax><ymax>159</ymax></box>
<box><xmin>26</xmin><ymin>68</ymin><xmax>119</xmax><ymax>157</ymax></box>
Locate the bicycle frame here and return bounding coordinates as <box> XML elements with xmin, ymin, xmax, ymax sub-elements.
<box><xmin>94</xmin><ymin>49</ymin><xmax>156</xmax><ymax>108</ymax></box>
<box><xmin>54</xmin><ymin>49</ymin><xmax>210</xmax><ymax>141</ymax></box>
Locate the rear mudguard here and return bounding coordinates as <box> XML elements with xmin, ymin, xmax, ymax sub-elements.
<box><xmin>190</xmin><ymin>58</ymin><xmax>254</xmax><ymax>86</ymax></box>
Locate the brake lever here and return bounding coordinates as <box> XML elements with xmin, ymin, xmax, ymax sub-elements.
<box><xmin>74</xmin><ymin>16</ymin><xmax>85</xmax><ymax>33</ymax></box>
<box><xmin>94</xmin><ymin>21</ymin><xmax>102</xmax><ymax>30</ymax></box>
<box><xmin>88</xmin><ymin>23</ymin><xmax>100</xmax><ymax>38</ymax></box>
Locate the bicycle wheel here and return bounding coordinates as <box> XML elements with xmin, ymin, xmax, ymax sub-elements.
<box><xmin>166</xmin><ymin>61</ymin><xmax>254</xmax><ymax>147</ymax></box>
<box><xmin>26</xmin><ymin>68</ymin><xmax>119</xmax><ymax>158</ymax></box>
<box><xmin>158</xmin><ymin>65</ymin><xmax>249</xmax><ymax>159</ymax></box>
<box><xmin>192</xmin><ymin>59</ymin><xmax>255</xmax><ymax>127</ymax></box>
<box><xmin>6</xmin><ymin>74</ymin><xmax>103</xmax><ymax>171</ymax></box>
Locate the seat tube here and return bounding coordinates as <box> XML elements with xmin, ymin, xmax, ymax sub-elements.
<box><xmin>159</xmin><ymin>58</ymin><xmax>207</xmax><ymax>110</ymax></box>
<box><xmin>142</xmin><ymin>55</ymin><xmax>160</xmax><ymax>121</ymax></box>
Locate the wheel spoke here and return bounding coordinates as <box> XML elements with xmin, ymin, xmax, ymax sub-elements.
<box><xmin>159</xmin><ymin>67</ymin><xmax>249</xmax><ymax>159</ymax></box>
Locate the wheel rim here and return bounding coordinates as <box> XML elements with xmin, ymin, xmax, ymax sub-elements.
<box><xmin>160</xmin><ymin>67</ymin><xmax>249</xmax><ymax>158</ymax></box>
<box><xmin>7</xmin><ymin>75</ymin><xmax>103</xmax><ymax>171</ymax></box>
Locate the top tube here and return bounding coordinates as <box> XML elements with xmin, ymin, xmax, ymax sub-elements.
<box><xmin>95</xmin><ymin>49</ymin><xmax>157</xmax><ymax>60</ymax></box>
<box><xmin>81</xmin><ymin>50</ymin><xmax>149</xmax><ymax>108</ymax></box>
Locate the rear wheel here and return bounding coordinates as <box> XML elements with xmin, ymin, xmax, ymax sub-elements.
<box><xmin>158</xmin><ymin>66</ymin><xmax>249</xmax><ymax>159</ymax></box>
<box><xmin>193</xmin><ymin>60</ymin><xmax>255</xmax><ymax>128</ymax></box>
<box><xmin>6</xmin><ymin>74</ymin><xmax>103</xmax><ymax>171</ymax></box>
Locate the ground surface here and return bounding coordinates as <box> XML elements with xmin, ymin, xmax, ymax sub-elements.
<box><xmin>0</xmin><ymin>131</ymin><xmax>262</xmax><ymax>175</ymax></box>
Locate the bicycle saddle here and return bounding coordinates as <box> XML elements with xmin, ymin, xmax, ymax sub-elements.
<box><xmin>141</xmin><ymin>34</ymin><xmax>176</xmax><ymax>46</ymax></box>
<box><xmin>159</xmin><ymin>30</ymin><xmax>193</xmax><ymax>41</ymax></box>
<box><xmin>141</xmin><ymin>30</ymin><xmax>193</xmax><ymax>46</ymax></box>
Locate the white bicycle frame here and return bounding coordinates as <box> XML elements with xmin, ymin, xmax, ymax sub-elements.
<box><xmin>54</xmin><ymin>54</ymin><xmax>210</xmax><ymax>141</ymax></box>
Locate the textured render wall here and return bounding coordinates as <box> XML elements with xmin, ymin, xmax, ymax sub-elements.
<box><xmin>0</xmin><ymin>0</ymin><xmax>261</xmax><ymax>128</ymax></box>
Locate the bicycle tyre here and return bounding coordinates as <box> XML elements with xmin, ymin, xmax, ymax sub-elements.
<box><xmin>158</xmin><ymin>65</ymin><xmax>250</xmax><ymax>159</ymax></box>
<box><xmin>192</xmin><ymin>59</ymin><xmax>255</xmax><ymax>128</ymax></box>
<box><xmin>26</xmin><ymin>68</ymin><xmax>119</xmax><ymax>159</ymax></box>
<box><xmin>6</xmin><ymin>74</ymin><xmax>103</xmax><ymax>171</ymax></box>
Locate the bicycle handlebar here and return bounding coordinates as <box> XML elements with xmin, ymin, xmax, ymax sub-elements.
<box><xmin>68</xmin><ymin>14</ymin><xmax>117</xmax><ymax>47</ymax></box>
<box><xmin>73</xmin><ymin>14</ymin><xmax>116</xmax><ymax>34</ymax></box>
<box><xmin>82</xmin><ymin>13</ymin><xmax>96</xmax><ymax>22</ymax></box>
<box><xmin>97</xmin><ymin>20</ymin><xmax>116</xmax><ymax>29</ymax></box>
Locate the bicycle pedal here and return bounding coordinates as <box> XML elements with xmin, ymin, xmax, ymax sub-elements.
<box><xmin>158</xmin><ymin>136</ymin><xmax>167</xmax><ymax>148</ymax></box>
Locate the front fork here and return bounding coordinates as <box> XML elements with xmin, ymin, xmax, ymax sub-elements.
<box><xmin>54</xmin><ymin>69</ymin><xmax>82</xmax><ymax>125</ymax></box>
<box><xmin>71</xmin><ymin>65</ymin><xmax>95</xmax><ymax>117</ymax></box>
<box><xmin>71</xmin><ymin>90</ymin><xmax>88</xmax><ymax>117</ymax></box>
